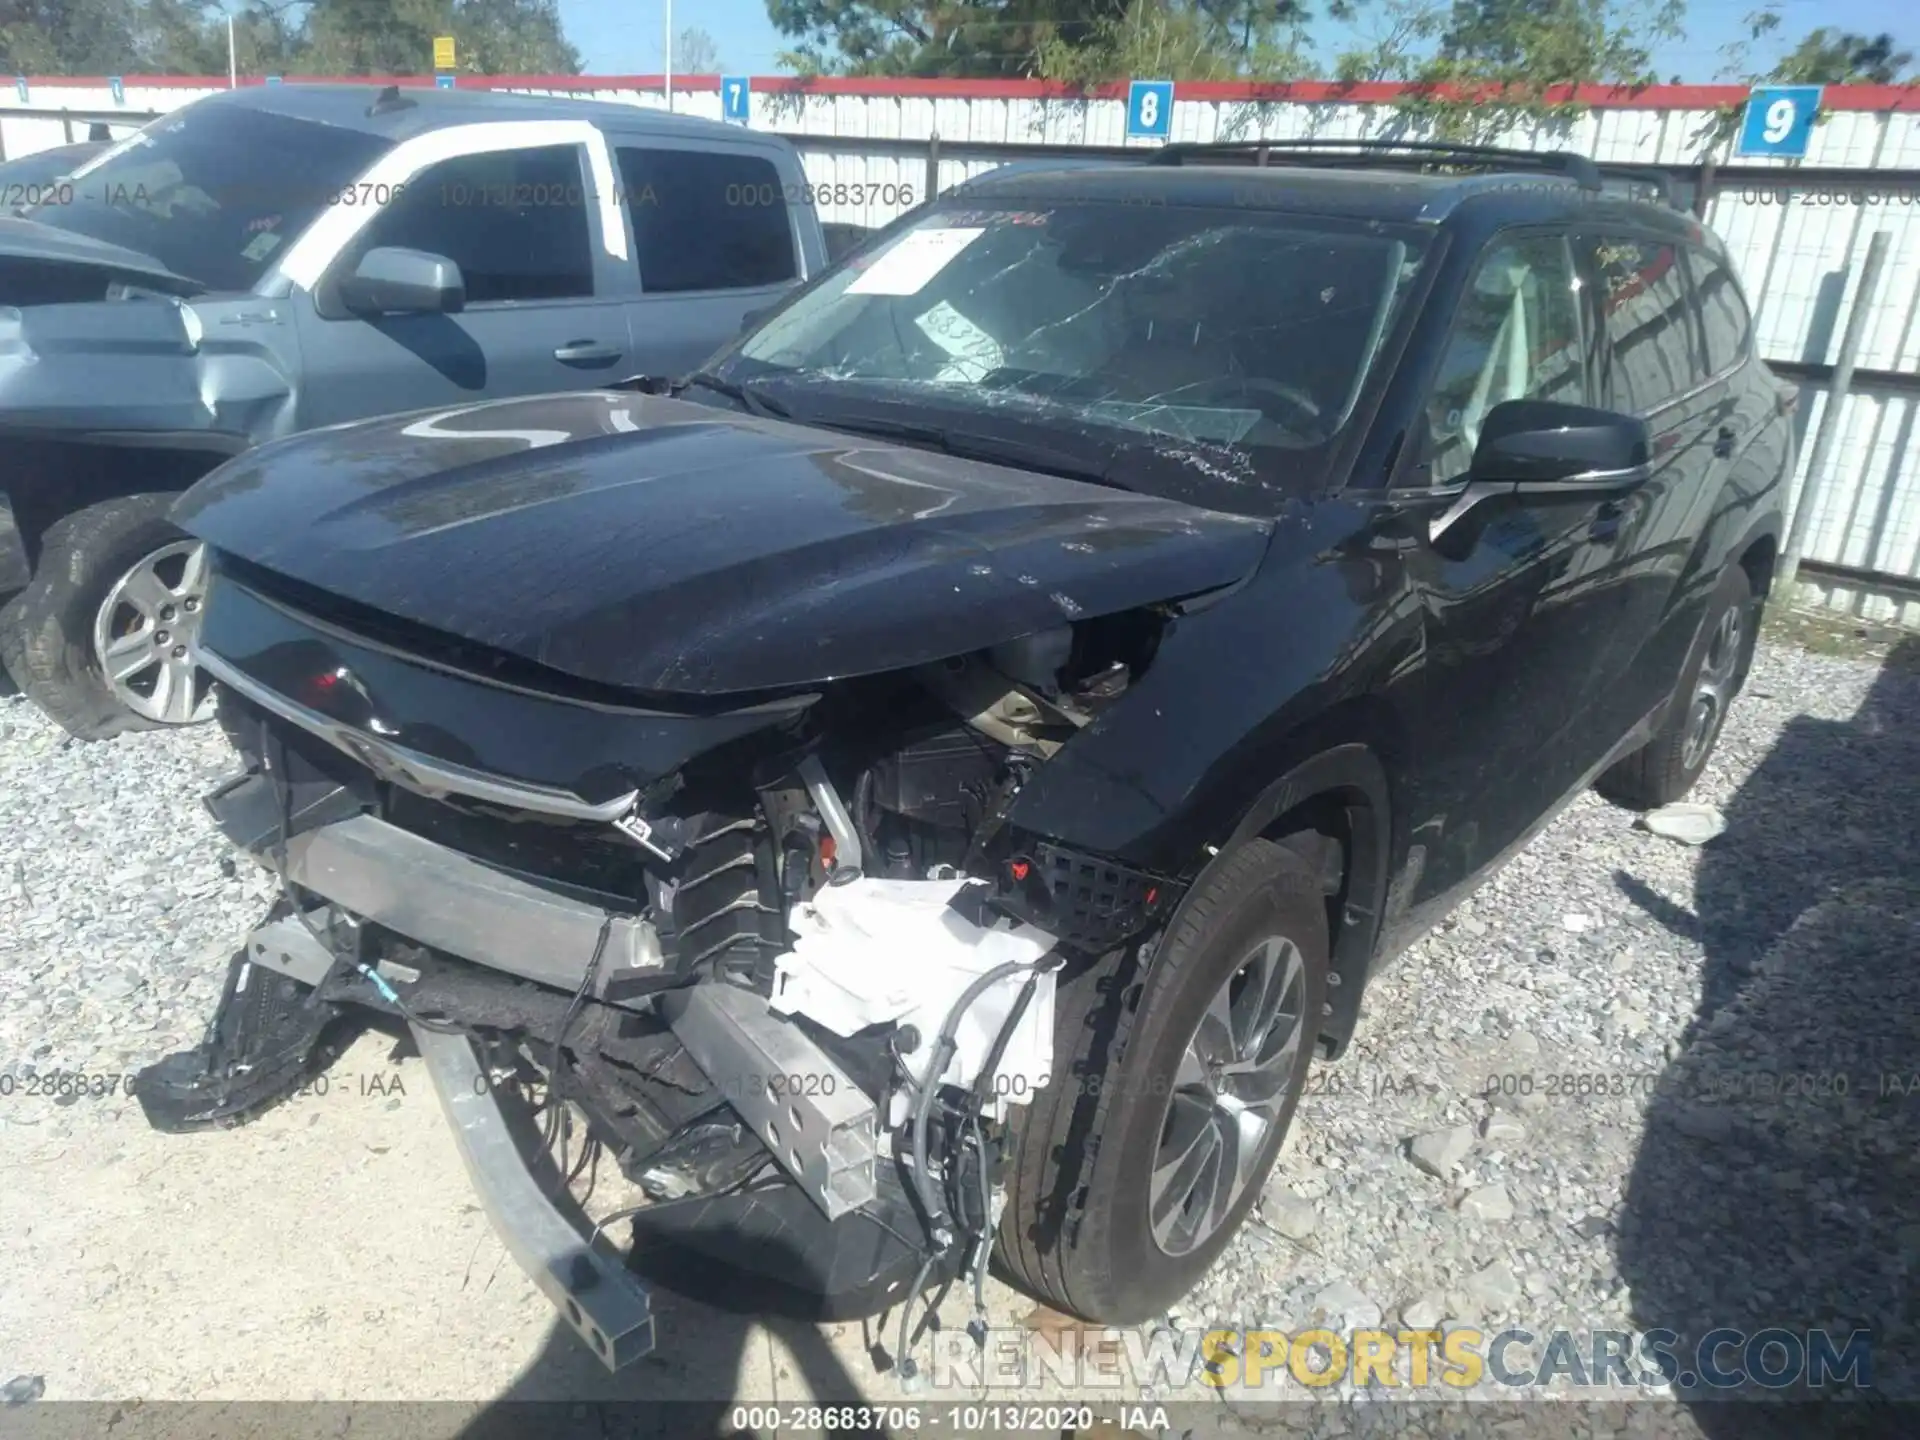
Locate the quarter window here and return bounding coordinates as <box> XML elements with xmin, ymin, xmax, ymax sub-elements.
<box><xmin>1692</xmin><ymin>249</ymin><xmax>1754</xmax><ymax>375</ymax></box>
<box><xmin>1588</xmin><ymin>237</ymin><xmax>1703</xmax><ymax>413</ymax></box>
<box><xmin>617</xmin><ymin>146</ymin><xmax>797</xmax><ymax>293</ymax></box>
<box><xmin>351</xmin><ymin>145</ymin><xmax>594</xmax><ymax>304</ymax></box>
<box><xmin>1424</xmin><ymin>234</ymin><xmax>1587</xmax><ymax>484</ymax></box>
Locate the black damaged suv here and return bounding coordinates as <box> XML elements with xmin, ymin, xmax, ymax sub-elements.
<box><xmin>136</xmin><ymin>142</ymin><xmax>1791</xmax><ymax>1363</ymax></box>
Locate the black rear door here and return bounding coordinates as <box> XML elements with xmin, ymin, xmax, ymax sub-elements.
<box><xmin>1575</xmin><ymin>232</ymin><xmax>1724</xmax><ymax>743</ymax></box>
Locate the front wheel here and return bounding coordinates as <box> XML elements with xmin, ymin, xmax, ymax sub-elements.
<box><xmin>997</xmin><ymin>837</ymin><xmax>1329</xmax><ymax>1322</ymax></box>
<box><xmin>0</xmin><ymin>494</ymin><xmax>214</xmax><ymax>741</ymax></box>
<box><xmin>1596</xmin><ymin>563</ymin><xmax>1756</xmax><ymax>810</ymax></box>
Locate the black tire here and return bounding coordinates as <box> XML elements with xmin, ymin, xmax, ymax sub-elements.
<box><xmin>0</xmin><ymin>494</ymin><xmax>194</xmax><ymax>742</ymax></box>
<box><xmin>1596</xmin><ymin>563</ymin><xmax>1756</xmax><ymax>810</ymax></box>
<box><xmin>997</xmin><ymin>837</ymin><xmax>1328</xmax><ymax>1322</ymax></box>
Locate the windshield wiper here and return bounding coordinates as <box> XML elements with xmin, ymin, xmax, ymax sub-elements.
<box><xmin>804</xmin><ymin>413</ymin><xmax>1130</xmax><ymax>492</ymax></box>
<box><xmin>674</xmin><ymin>370</ymin><xmax>791</xmax><ymax>420</ymax></box>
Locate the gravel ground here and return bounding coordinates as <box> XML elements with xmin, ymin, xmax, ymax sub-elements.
<box><xmin>1</xmin><ymin>632</ymin><xmax>1915</xmax><ymax>1433</ymax></box>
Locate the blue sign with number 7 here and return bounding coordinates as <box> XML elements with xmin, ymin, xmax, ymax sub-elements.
<box><xmin>1738</xmin><ymin>85</ymin><xmax>1822</xmax><ymax>159</ymax></box>
<box><xmin>1127</xmin><ymin>79</ymin><xmax>1173</xmax><ymax>140</ymax></box>
<box><xmin>721</xmin><ymin>75</ymin><xmax>750</xmax><ymax>124</ymax></box>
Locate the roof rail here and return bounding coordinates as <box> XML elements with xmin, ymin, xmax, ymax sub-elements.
<box><xmin>1145</xmin><ymin>138</ymin><xmax>1688</xmax><ymax>209</ymax></box>
<box><xmin>1147</xmin><ymin>137</ymin><xmax>1602</xmax><ymax>184</ymax></box>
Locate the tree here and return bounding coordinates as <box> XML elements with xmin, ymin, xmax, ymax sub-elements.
<box><xmin>0</xmin><ymin>0</ymin><xmax>579</xmax><ymax>76</ymax></box>
<box><xmin>1331</xmin><ymin>0</ymin><xmax>1685</xmax><ymax>138</ymax></box>
<box><xmin>1034</xmin><ymin>0</ymin><xmax>1314</xmax><ymax>83</ymax></box>
<box><xmin>673</xmin><ymin>25</ymin><xmax>721</xmax><ymax>74</ymax></box>
<box><xmin>1773</xmin><ymin>28</ymin><xmax>1914</xmax><ymax>85</ymax></box>
<box><xmin>764</xmin><ymin>0</ymin><xmax>1345</xmax><ymax>79</ymax></box>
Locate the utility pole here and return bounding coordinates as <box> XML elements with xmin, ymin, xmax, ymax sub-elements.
<box><xmin>663</xmin><ymin>0</ymin><xmax>673</xmax><ymax>112</ymax></box>
<box><xmin>227</xmin><ymin>13</ymin><xmax>237</xmax><ymax>87</ymax></box>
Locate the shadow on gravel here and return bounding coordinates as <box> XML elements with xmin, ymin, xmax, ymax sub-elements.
<box><xmin>455</xmin><ymin>1250</ymin><xmax>900</xmax><ymax>1440</ymax></box>
<box><xmin>1617</xmin><ymin>637</ymin><xmax>1920</xmax><ymax>1432</ymax></box>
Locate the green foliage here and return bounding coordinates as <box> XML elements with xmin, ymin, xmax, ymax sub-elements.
<box><xmin>0</xmin><ymin>0</ymin><xmax>580</xmax><ymax>76</ymax></box>
<box><xmin>1332</xmin><ymin>0</ymin><xmax>1685</xmax><ymax>140</ymax></box>
<box><xmin>764</xmin><ymin>0</ymin><xmax>1329</xmax><ymax>80</ymax></box>
<box><xmin>1771</xmin><ymin>28</ymin><xmax>1914</xmax><ymax>86</ymax></box>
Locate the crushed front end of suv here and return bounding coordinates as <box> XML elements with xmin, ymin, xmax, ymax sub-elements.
<box><xmin>133</xmin><ymin>153</ymin><xmax>1789</xmax><ymax>1366</ymax></box>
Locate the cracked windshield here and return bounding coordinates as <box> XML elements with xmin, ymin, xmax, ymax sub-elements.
<box><xmin>731</xmin><ymin>199</ymin><xmax>1426</xmax><ymax>466</ymax></box>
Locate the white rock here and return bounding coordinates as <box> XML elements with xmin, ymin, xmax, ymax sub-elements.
<box><xmin>1408</xmin><ymin>1124</ymin><xmax>1476</xmax><ymax>1179</ymax></box>
<box><xmin>1463</xmin><ymin>1261</ymin><xmax>1521</xmax><ymax>1312</ymax></box>
<box><xmin>1400</xmin><ymin>1293</ymin><xmax>1446</xmax><ymax>1330</ymax></box>
<box><xmin>1261</xmin><ymin>1186</ymin><xmax>1317</xmax><ymax>1241</ymax></box>
<box><xmin>1482</xmin><ymin>1113</ymin><xmax>1526</xmax><ymax>1144</ymax></box>
<box><xmin>1560</xmin><ymin>913</ymin><xmax>1594</xmax><ymax>933</ymax></box>
<box><xmin>1637</xmin><ymin>801</ymin><xmax>1727</xmax><ymax>846</ymax></box>
<box><xmin>1458</xmin><ymin>1183</ymin><xmax>1515</xmax><ymax>1222</ymax></box>
<box><xmin>1311</xmin><ymin>1279</ymin><xmax>1382</xmax><ymax>1331</ymax></box>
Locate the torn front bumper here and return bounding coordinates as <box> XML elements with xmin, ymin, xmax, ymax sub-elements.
<box><xmin>409</xmin><ymin>1023</ymin><xmax>655</xmax><ymax>1368</ymax></box>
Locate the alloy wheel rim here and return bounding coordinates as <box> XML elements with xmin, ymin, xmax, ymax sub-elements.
<box><xmin>1148</xmin><ymin>934</ymin><xmax>1307</xmax><ymax>1257</ymax></box>
<box><xmin>92</xmin><ymin>540</ymin><xmax>215</xmax><ymax>726</ymax></box>
<box><xmin>1681</xmin><ymin>604</ymin><xmax>1743</xmax><ymax>772</ymax></box>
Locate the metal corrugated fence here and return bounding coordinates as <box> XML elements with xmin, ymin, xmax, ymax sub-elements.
<box><xmin>6</xmin><ymin>78</ymin><xmax>1920</xmax><ymax>625</ymax></box>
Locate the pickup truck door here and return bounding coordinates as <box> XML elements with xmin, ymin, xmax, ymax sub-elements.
<box><xmin>609</xmin><ymin>142</ymin><xmax>808</xmax><ymax>379</ymax></box>
<box><xmin>290</xmin><ymin>143</ymin><xmax>634</xmax><ymax>429</ymax></box>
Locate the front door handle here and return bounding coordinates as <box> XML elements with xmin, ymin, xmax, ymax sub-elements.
<box><xmin>1713</xmin><ymin>424</ymin><xmax>1736</xmax><ymax>458</ymax></box>
<box><xmin>554</xmin><ymin>340</ymin><xmax>623</xmax><ymax>365</ymax></box>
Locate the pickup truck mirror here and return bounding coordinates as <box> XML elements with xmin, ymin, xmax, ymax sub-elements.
<box><xmin>739</xmin><ymin>306</ymin><xmax>770</xmax><ymax>335</ymax></box>
<box><xmin>1469</xmin><ymin>399</ymin><xmax>1651</xmax><ymax>486</ymax></box>
<box><xmin>339</xmin><ymin>247</ymin><xmax>466</xmax><ymax>317</ymax></box>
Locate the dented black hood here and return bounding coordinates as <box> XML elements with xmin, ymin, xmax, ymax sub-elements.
<box><xmin>176</xmin><ymin>391</ymin><xmax>1273</xmax><ymax>696</ymax></box>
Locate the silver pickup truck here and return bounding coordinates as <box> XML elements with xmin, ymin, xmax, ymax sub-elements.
<box><xmin>0</xmin><ymin>83</ymin><xmax>825</xmax><ymax>738</ymax></box>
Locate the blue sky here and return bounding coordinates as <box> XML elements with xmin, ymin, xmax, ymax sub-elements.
<box><xmin>559</xmin><ymin>0</ymin><xmax>1903</xmax><ymax>81</ymax></box>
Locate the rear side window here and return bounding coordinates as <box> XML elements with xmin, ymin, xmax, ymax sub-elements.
<box><xmin>1422</xmin><ymin>233</ymin><xmax>1588</xmax><ymax>483</ymax></box>
<box><xmin>1691</xmin><ymin>248</ymin><xmax>1753</xmax><ymax>375</ymax></box>
<box><xmin>356</xmin><ymin>145</ymin><xmax>593</xmax><ymax>304</ymax></box>
<box><xmin>1587</xmin><ymin>237</ymin><xmax>1703</xmax><ymax>413</ymax></box>
<box><xmin>617</xmin><ymin>146</ymin><xmax>797</xmax><ymax>293</ymax></box>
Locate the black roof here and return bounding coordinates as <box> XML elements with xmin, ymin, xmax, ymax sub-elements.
<box><xmin>193</xmin><ymin>82</ymin><xmax>766</xmax><ymax>146</ymax></box>
<box><xmin>953</xmin><ymin>158</ymin><xmax>1703</xmax><ymax>238</ymax></box>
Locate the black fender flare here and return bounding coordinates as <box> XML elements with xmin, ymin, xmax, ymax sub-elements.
<box><xmin>1157</xmin><ymin>742</ymin><xmax>1394</xmax><ymax>1059</ymax></box>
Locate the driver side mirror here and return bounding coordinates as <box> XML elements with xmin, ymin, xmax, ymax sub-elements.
<box><xmin>1424</xmin><ymin>399</ymin><xmax>1653</xmax><ymax>545</ymax></box>
<box><xmin>338</xmin><ymin>246</ymin><xmax>466</xmax><ymax>317</ymax></box>
<box><xmin>1469</xmin><ymin>398</ymin><xmax>1651</xmax><ymax>484</ymax></box>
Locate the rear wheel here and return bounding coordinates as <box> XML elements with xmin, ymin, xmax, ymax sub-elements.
<box><xmin>1596</xmin><ymin>563</ymin><xmax>1755</xmax><ymax>810</ymax></box>
<box><xmin>997</xmin><ymin>837</ymin><xmax>1328</xmax><ymax>1322</ymax></box>
<box><xmin>0</xmin><ymin>495</ymin><xmax>213</xmax><ymax>741</ymax></box>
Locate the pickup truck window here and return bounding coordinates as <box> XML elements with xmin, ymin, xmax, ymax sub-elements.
<box><xmin>21</xmin><ymin>107</ymin><xmax>390</xmax><ymax>293</ymax></box>
<box><xmin>355</xmin><ymin>145</ymin><xmax>594</xmax><ymax>304</ymax></box>
<box><xmin>615</xmin><ymin>146</ymin><xmax>797</xmax><ymax>293</ymax></box>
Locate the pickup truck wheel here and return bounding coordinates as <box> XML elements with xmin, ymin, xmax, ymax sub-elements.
<box><xmin>0</xmin><ymin>495</ymin><xmax>213</xmax><ymax>741</ymax></box>
<box><xmin>997</xmin><ymin>837</ymin><xmax>1327</xmax><ymax>1323</ymax></box>
<box><xmin>1596</xmin><ymin>563</ymin><xmax>1755</xmax><ymax>810</ymax></box>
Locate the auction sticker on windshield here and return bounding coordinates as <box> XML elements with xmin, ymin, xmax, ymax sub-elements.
<box><xmin>847</xmin><ymin>226</ymin><xmax>984</xmax><ymax>296</ymax></box>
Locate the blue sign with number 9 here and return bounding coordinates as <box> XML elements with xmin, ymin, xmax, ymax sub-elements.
<box><xmin>1127</xmin><ymin>80</ymin><xmax>1174</xmax><ymax>140</ymax></box>
<box><xmin>1738</xmin><ymin>85</ymin><xmax>1822</xmax><ymax>159</ymax></box>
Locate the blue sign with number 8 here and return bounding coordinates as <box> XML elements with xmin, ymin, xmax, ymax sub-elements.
<box><xmin>1738</xmin><ymin>85</ymin><xmax>1822</xmax><ymax>159</ymax></box>
<box><xmin>1127</xmin><ymin>80</ymin><xmax>1174</xmax><ymax>140</ymax></box>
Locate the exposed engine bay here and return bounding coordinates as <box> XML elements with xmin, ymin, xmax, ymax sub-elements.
<box><xmin>133</xmin><ymin>561</ymin><xmax>1185</xmax><ymax>1370</ymax></box>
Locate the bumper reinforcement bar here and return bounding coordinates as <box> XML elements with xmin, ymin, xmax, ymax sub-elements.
<box><xmin>411</xmin><ymin>1023</ymin><xmax>655</xmax><ymax>1370</ymax></box>
<box><xmin>273</xmin><ymin>812</ymin><xmax>662</xmax><ymax>993</ymax></box>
